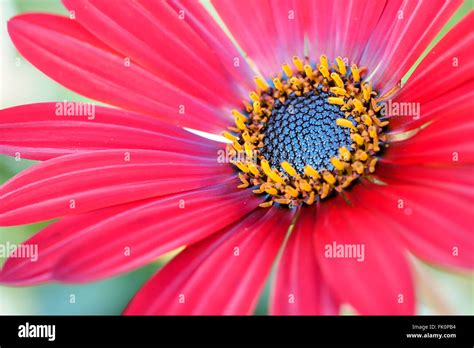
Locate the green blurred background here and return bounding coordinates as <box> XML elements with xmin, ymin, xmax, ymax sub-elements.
<box><xmin>0</xmin><ymin>0</ymin><xmax>472</xmax><ymax>315</ymax></box>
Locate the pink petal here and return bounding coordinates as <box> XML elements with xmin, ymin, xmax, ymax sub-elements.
<box><xmin>7</xmin><ymin>14</ymin><xmax>230</xmax><ymax>133</ymax></box>
<box><xmin>61</xmin><ymin>0</ymin><xmax>244</xmax><ymax>107</ymax></box>
<box><xmin>0</xmin><ymin>149</ymin><xmax>232</xmax><ymax>226</ymax></box>
<box><xmin>212</xmin><ymin>0</ymin><xmax>305</xmax><ymax>77</ymax></box>
<box><xmin>270</xmin><ymin>206</ymin><xmax>340</xmax><ymax>315</ymax></box>
<box><xmin>352</xmin><ymin>181</ymin><xmax>474</xmax><ymax>270</ymax></box>
<box><xmin>314</xmin><ymin>195</ymin><xmax>415</xmax><ymax>315</ymax></box>
<box><xmin>389</xmin><ymin>12</ymin><xmax>474</xmax><ymax>131</ymax></box>
<box><xmin>301</xmin><ymin>0</ymin><xmax>386</xmax><ymax>63</ymax></box>
<box><xmin>384</xmin><ymin>110</ymin><xmax>474</xmax><ymax>165</ymax></box>
<box><xmin>150</xmin><ymin>0</ymin><xmax>255</xmax><ymax>93</ymax></box>
<box><xmin>0</xmin><ymin>181</ymin><xmax>261</xmax><ymax>285</ymax></box>
<box><xmin>0</xmin><ymin>103</ymin><xmax>219</xmax><ymax>160</ymax></box>
<box><xmin>125</xmin><ymin>207</ymin><xmax>294</xmax><ymax>315</ymax></box>
<box><xmin>394</xmin><ymin>11</ymin><xmax>474</xmax><ymax>103</ymax></box>
<box><xmin>361</xmin><ymin>0</ymin><xmax>462</xmax><ymax>95</ymax></box>
<box><xmin>388</xmin><ymin>81</ymin><xmax>474</xmax><ymax>132</ymax></box>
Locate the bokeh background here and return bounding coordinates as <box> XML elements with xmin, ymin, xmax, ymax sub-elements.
<box><xmin>0</xmin><ymin>0</ymin><xmax>472</xmax><ymax>315</ymax></box>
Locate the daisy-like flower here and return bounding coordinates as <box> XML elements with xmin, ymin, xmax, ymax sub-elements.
<box><xmin>0</xmin><ymin>0</ymin><xmax>472</xmax><ymax>315</ymax></box>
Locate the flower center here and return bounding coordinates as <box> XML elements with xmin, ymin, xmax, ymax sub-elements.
<box><xmin>261</xmin><ymin>90</ymin><xmax>353</xmax><ymax>174</ymax></box>
<box><xmin>224</xmin><ymin>55</ymin><xmax>389</xmax><ymax>208</ymax></box>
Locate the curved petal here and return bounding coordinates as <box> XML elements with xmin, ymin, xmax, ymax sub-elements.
<box><xmin>388</xmin><ymin>12</ymin><xmax>474</xmax><ymax>131</ymax></box>
<box><xmin>387</xmin><ymin>81</ymin><xmax>474</xmax><ymax>133</ymax></box>
<box><xmin>361</xmin><ymin>0</ymin><xmax>462</xmax><ymax>95</ymax></box>
<box><xmin>375</xmin><ymin>162</ymin><xmax>474</xmax><ymax>201</ymax></box>
<box><xmin>270</xmin><ymin>206</ymin><xmax>340</xmax><ymax>315</ymax></box>
<box><xmin>384</xmin><ymin>110</ymin><xmax>474</xmax><ymax>165</ymax></box>
<box><xmin>61</xmin><ymin>0</ymin><xmax>244</xmax><ymax>106</ymax></box>
<box><xmin>0</xmin><ymin>180</ymin><xmax>262</xmax><ymax>285</ymax></box>
<box><xmin>314</xmin><ymin>195</ymin><xmax>415</xmax><ymax>315</ymax></box>
<box><xmin>351</xmin><ymin>181</ymin><xmax>474</xmax><ymax>270</ymax></box>
<box><xmin>0</xmin><ymin>150</ymin><xmax>232</xmax><ymax>226</ymax></box>
<box><xmin>212</xmin><ymin>0</ymin><xmax>305</xmax><ymax>77</ymax></box>
<box><xmin>125</xmin><ymin>206</ymin><xmax>294</xmax><ymax>315</ymax></box>
<box><xmin>0</xmin><ymin>103</ymin><xmax>220</xmax><ymax>160</ymax></box>
<box><xmin>146</xmin><ymin>0</ymin><xmax>255</xmax><ymax>93</ymax></box>
<box><xmin>7</xmin><ymin>14</ymin><xmax>230</xmax><ymax>133</ymax></box>
<box><xmin>301</xmin><ymin>0</ymin><xmax>386</xmax><ymax>63</ymax></box>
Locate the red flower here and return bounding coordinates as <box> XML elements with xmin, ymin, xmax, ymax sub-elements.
<box><xmin>0</xmin><ymin>0</ymin><xmax>472</xmax><ymax>315</ymax></box>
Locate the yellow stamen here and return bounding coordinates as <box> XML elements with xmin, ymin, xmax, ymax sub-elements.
<box><xmin>232</xmin><ymin>141</ymin><xmax>243</xmax><ymax>152</ymax></box>
<box><xmin>238</xmin><ymin>173</ymin><xmax>249</xmax><ymax>188</ymax></box>
<box><xmin>244</xmin><ymin>142</ymin><xmax>253</xmax><ymax>157</ymax></box>
<box><xmin>232</xmin><ymin>110</ymin><xmax>247</xmax><ymax>122</ymax></box>
<box><xmin>336</xmin><ymin>118</ymin><xmax>355</xmax><ymax>130</ymax></box>
<box><xmin>304</xmin><ymin>65</ymin><xmax>313</xmax><ymax>79</ymax></box>
<box><xmin>247</xmin><ymin>163</ymin><xmax>260</xmax><ymax>176</ymax></box>
<box><xmin>253</xmin><ymin>101</ymin><xmax>261</xmax><ymax>114</ymax></box>
<box><xmin>304</xmin><ymin>165</ymin><xmax>320</xmax><ymax>179</ymax></box>
<box><xmin>235</xmin><ymin>117</ymin><xmax>247</xmax><ymax>131</ymax></box>
<box><xmin>254</xmin><ymin>76</ymin><xmax>269</xmax><ymax>90</ymax></box>
<box><xmin>362</xmin><ymin>83</ymin><xmax>371</xmax><ymax>101</ymax></box>
<box><xmin>306</xmin><ymin>191</ymin><xmax>316</xmax><ymax>205</ymax></box>
<box><xmin>282</xmin><ymin>63</ymin><xmax>293</xmax><ymax>78</ymax></box>
<box><xmin>339</xmin><ymin>146</ymin><xmax>351</xmax><ymax>161</ymax></box>
<box><xmin>259</xmin><ymin>201</ymin><xmax>274</xmax><ymax>208</ymax></box>
<box><xmin>323</xmin><ymin>172</ymin><xmax>336</xmax><ymax>185</ymax></box>
<box><xmin>249</xmin><ymin>92</ymin><xmax>260</xmax><ymax>102</ymax></box>
<box><xmin>300</xmin><ymin>180</ymin><xmax>312</xmax><ymax>192</ymax></box>
<box><xmin>261</xmin><ymin>160</ymin><xmax>285</xmax><ymax>184</ymax></box>
<box><xmin>275</xmin><ymin>198</ymin><xmax>290</xmax><ymax>205</ymax></box>
<box><xmin>368</xmin><ymin>125</ymin><xmax>377</xmax><ymax>138</ymax></box>
<box><xmin>330</xmin><ymin>72</ymin><xmax>344</xmax><ymax>88</ymax></box>
<box><xmin>351</xmin><ymin>133</ymin><xmax>364</xmax><ymax>146</ymax></box>
<box><xmin>285</xmin><ymin>185</ymin><xmax>299</xmax><ymax>198</ymax></box>
<box><xmin>351</xmin><ymin>64</ymin><xmax>360</xmax><ymax>82</ymax></box>
<box><xmin>330</xmin><ymin>157</ymin><xmax>347</xmax><ymax>171</ymax></box>
<box><xmin>330</xmin><ymin>87</ymin><xmax>347</xmax><ymax>96</ymax></box>
<box><xmin>292</xmin><ymin>56</ymin><xmax>304</xmax><ymax>72</ymax></box>
<box><xmin>352</xmin><ymin>161</ymin><xmax>364</xmax><ymax>174</ymax></box>
<box><xmin>336</xmin><ymin>56</ymin><xmax>347</xmax><ymax>75</ymax></box>
<box><xmin>319</xmin><ymin>55</ymin><xmax>329</xmax><ymax>70</ymax></box>
<box><xmin>355</xmin><ymin>149</ymin><xmax>368</xmax><ymax>161</ymax></box>
<box><xmin>318</xmin><ymin>64</ymin><xmax>330</xmax><ymax>78</ymax></box>
<box><xmin>273</xmin><ymin>78</ymin><xmax>283</xmax><ymax>91</ymax></box>
<box><xmin>223</xmin><ymin>131</ymin><xmax>237</xmax><ymax>142</ymax></box>
<box><xmin>281</xmin><ymin>161</ymin><xmax>297</xmax><ymax>177</ymax></box>
<box><xmin>235</xmin><ymin>161</ymin><xmax>249</xmax><ymax>173</ymax></box>
<box><xmin>320</xmin><ymin>183</ymin><xmax>330</xmax><ymax>198</ymax></box>
<box><xmin>290</xmin><ymin>76</ymin><xmax>302</xmax><ymax>88</ymax></box>
<box><xmin>363</xmin><ymin>115</ymin><xmax>373</xmax><ymax>126</ymax></box>
<box><xmin>369</xmin><ymin>158</ymin><xmax>378</xmax><ymax>173</ymax></box>
<box><xmin>352</xmin><ymin>98</ymin><xmax>365</xmax><ymax>113</ymax></box>
<box><xmin>265</xmin><ymin>186</ymin><xmax>278</xmax><ymax>195</ymax></box>
<box><xmin>328</xmin><ymin>97</ymin><xmax>345</xmax><ymax>105</ymax></box>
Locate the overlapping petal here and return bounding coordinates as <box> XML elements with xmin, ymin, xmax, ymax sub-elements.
<box><xmin>0</xmin><ymin>149</ymin><xmax>232</xmax><ymax>226</ymax></box>
<box><xmin>351</xmin><ymin>181</ymin><xmax>474</xmax><ymax>270</ymax></box>
<box><xmin>361</xmin><ymin>0</ymin><xmax>463</xmax><ymax>95</ymax></box>
<box><xmin>126</xmin><ymin>207</ymin><xmax>294</xmax><ymax>315</ymax></box>
<box><xmin>7</xmin><ymin>14</ymin><xmax>229</xmax><ymax>133</ymax></box>
<box><xmin>314</xmin><ymin>195</ymin><xmax>415</xmax><ymax>315</ymax></box>
<box><xmin>270</xmin><ymin>206</ymin><xmax>340</xmax><ymax>315</ymax></box>
<box><xmin>0</xmin><ymin>103</ymin><xmax>220</xmax><ymax>160</ymax></box>
<box><xmin>0</xmin><ymin>180</ymin><xmax>262</xmax><ymax>284</ymax></box>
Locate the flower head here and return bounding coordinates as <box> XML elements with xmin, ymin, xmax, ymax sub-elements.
<box><xmin>0</xmin><ymin>0</ymin><xmax>472</xmax><ymax>315</ymax></box>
